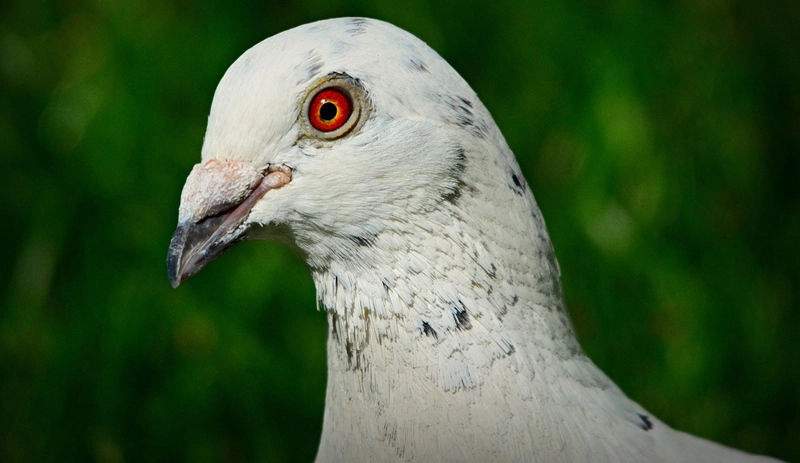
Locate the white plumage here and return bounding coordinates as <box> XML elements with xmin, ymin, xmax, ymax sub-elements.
<box><xmin>167</xmin><ymin>18</ymin><xmax>781</xmax><ymax>462</ymax></box>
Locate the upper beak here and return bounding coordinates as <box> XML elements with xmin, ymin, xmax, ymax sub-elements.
<box><xmin>167</xmin><ymin>159</ymin><xmax>291</xmax><ymax>288</ymax></box>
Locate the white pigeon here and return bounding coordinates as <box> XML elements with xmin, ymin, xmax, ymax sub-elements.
<box><xmin>167</xmin><ymin>17</ymin><xmax>781</xmax><ymax>463</ymax></box>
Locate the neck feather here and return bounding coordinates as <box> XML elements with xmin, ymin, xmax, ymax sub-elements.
<box><xmin>310</xmin><ymin>193</ymin><xmax>583</xmax><ymax>393</ymax></box>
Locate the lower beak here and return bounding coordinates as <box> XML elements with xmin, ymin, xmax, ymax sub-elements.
<box><xmin>167</xmin><ymin>160</ymin><xmax>291</xmax><ymax>288</ymax></box>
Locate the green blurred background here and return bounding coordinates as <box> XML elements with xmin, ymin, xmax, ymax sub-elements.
<box><xmin>1</xmin><ymin>0</ymin><xmax>798</xmax><ymax>461</ymax></box>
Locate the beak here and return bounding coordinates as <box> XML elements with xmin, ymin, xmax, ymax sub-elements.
<box><xmin>167</xmin><ymin>159</ymin><xmax>292</xmax><ymax>288</ymax></box>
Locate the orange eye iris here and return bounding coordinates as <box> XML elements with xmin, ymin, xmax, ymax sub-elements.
<box><xmin>308</xmin><ymin>88</ymin><xmax>353</xmax><ymax>132</ymax></box>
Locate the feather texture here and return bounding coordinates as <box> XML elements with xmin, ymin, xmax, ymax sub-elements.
<box><xmin>169</xmin><ymin>17</ymin><xmax>782</xmax><ymax>463</ymax></box>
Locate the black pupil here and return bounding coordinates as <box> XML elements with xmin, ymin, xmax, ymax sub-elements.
<box><xmin>319</xmin><ymin>102</ymin><xmax>338</xmax><ymax>122</ymax></box>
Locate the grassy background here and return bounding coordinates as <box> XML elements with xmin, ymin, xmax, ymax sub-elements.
<box><xmin>1</xmin><ymin>0</ymin><xmax>798</xmax><ymax>461</ymax></box>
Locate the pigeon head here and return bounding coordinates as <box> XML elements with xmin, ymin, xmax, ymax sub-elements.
<box><xmin>168</xmin><ymin>18</ymin><xmax>511</xmax><ymax>286</ymax></box>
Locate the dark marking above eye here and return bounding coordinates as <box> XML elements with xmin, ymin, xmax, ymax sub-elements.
<box><xmin>307</xmin><ymin>61</ymin><xmax>323</xmax><ymax>77</ymax></box>
<box><xmin>297</xmin><ymin>50</ymin><xmax>324</xmax><ymax>83</ymax></box>
<box><xmin>422</xmin><ymin>321</ymin><xmax>438</xmax><ymax>339</ymax></box>
<box><xmin>638</xmin><ymin>414</ymin><xmax>654</xmax><ymax>431</ymax></box>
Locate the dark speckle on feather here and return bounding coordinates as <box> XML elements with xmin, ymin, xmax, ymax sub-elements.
<box><xmin>443</xmin><ymin>146</ymin><xmax>468</xmax><ymax>205</ymax></box>
<box><xmin>333</xmin><ymin>275</ymin><xmax>339</xmax><ymax>299</ymax></box>
<box><xmin>443</xmin><ymin>186</ymin><xmax>462</xmax><ymax>205</ymax></box>
<box><xmin>408</xmin><ymin>57</ymin><xmax>429</xmax><ymax>73</ymax></box>
<box><xmin>349</xmin><ymin>232</ymin><xmax>378</xmax><ymax>247</ymax></box>
<box><xmin>452</xmin><ymin>146</ymin><xmax>467</xmax><ymax>173</ymax></box>
<box><xmin>499</xmin><ymin>294</ymin><xmax>517</xmax><ymax>319</ymax></box>
<box><xmin>638</xmin><ymin>414</ymin><xmax>654</xmax><ymax>431</ymax></box>
<box><xmin>509</xmin><ymin>170</ymin><xmax>526</xmax><ymax>196</ymax></box>
<box><xmin>512</xmin><ymin>173</ymin><xmax>523</xmax><ymax>189</ymax></box>
<box><xmin>454</xmin><ymin>302</ymin><xmax>472</xmax><ymax>330</ymax></box>
<box><xmin>347</xmin><ymin>18</ymin><xmax>370</xmax><ymax>35</ymax></box>
<box><xmin>345</xmin><ymin>340</ymin><xmax>355</xmax><ymax>366</ymax></box>
<box><xmin>422</xmin><ymin>321</ymin><xmax>438</xmax><ymax>339</ymax></box>
<box><xmin>443</xmin><ymin>95</ymin><xmax>489</xmax><ymax>139</ymax></box>
<box><xmin>330</xmin><ymin>312</ymin><xmax>340</xmax><ymax>342</ymax></box>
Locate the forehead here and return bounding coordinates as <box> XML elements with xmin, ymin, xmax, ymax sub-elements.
<box><xmin>250</xmin><ymin>18</ymin><xmax>446</xmax><ymax>83</ymax></box>
<box><xmin>201</xmin><ymin>18</ymin><xmax>474</xmax><ymax>160</ymax></box>
<box><xmin>221</xmin><ymin>18</ymin><xmax>466</xmax><ymax>109</ymax></box>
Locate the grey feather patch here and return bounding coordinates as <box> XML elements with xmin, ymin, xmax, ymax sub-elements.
<box><xmin>443</xmin><ymin>95</ymin><xmax>489</xmax><ymax>139</ymax></box>
<box><xmin>347</xmin><ymin>18</ymin><xmax>370</xmax><ymax>36</ymax></box>
<box><xmin>408</xmin><ymin>57</ymin><xmax>429</xmax><ymax>73</ymax></box>
<box><xmin>442</xmin><ymin>146</ymin><xmax>468</xmax><ymax>204</ymax></box>
<box><xmin>307</xmin><ymin>60</ymin><xmax>324</xmax><ymax>78</ymax></box>
<box><xmin>297</xmin><ymin>50</ymin><xmax>325</xmax><ymax>82</ymax></box>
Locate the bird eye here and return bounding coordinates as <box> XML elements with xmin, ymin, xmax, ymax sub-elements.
<box><xmin>308</xmin><ymin>87</ymin><xmax>353</xmax><ymax>133</ymax></box>
<box><xmin>301</xmin><ymin>75</ymin><xmax>366</xmax><ymax>140</ymax></box>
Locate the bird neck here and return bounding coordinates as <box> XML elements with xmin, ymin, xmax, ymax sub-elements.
<box><xmin>305</xmin><ymin>173</ymin><xmax>635</xmax><ymax>461</ymax></box>
<box><xmin>308</xmin><ymin>202</ymin><xmax>608</xmax><ymax>461</ymax></box>
<box><xmin>309</xmin><ymin>194</ymin><xmax>585</xmax><ymax>393</ymax></box>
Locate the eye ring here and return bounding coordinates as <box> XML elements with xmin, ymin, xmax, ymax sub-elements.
<box><xmin>302</xmin><ymin>75</ymin><xmax>365</xmax><ymax>140</ymax></box>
